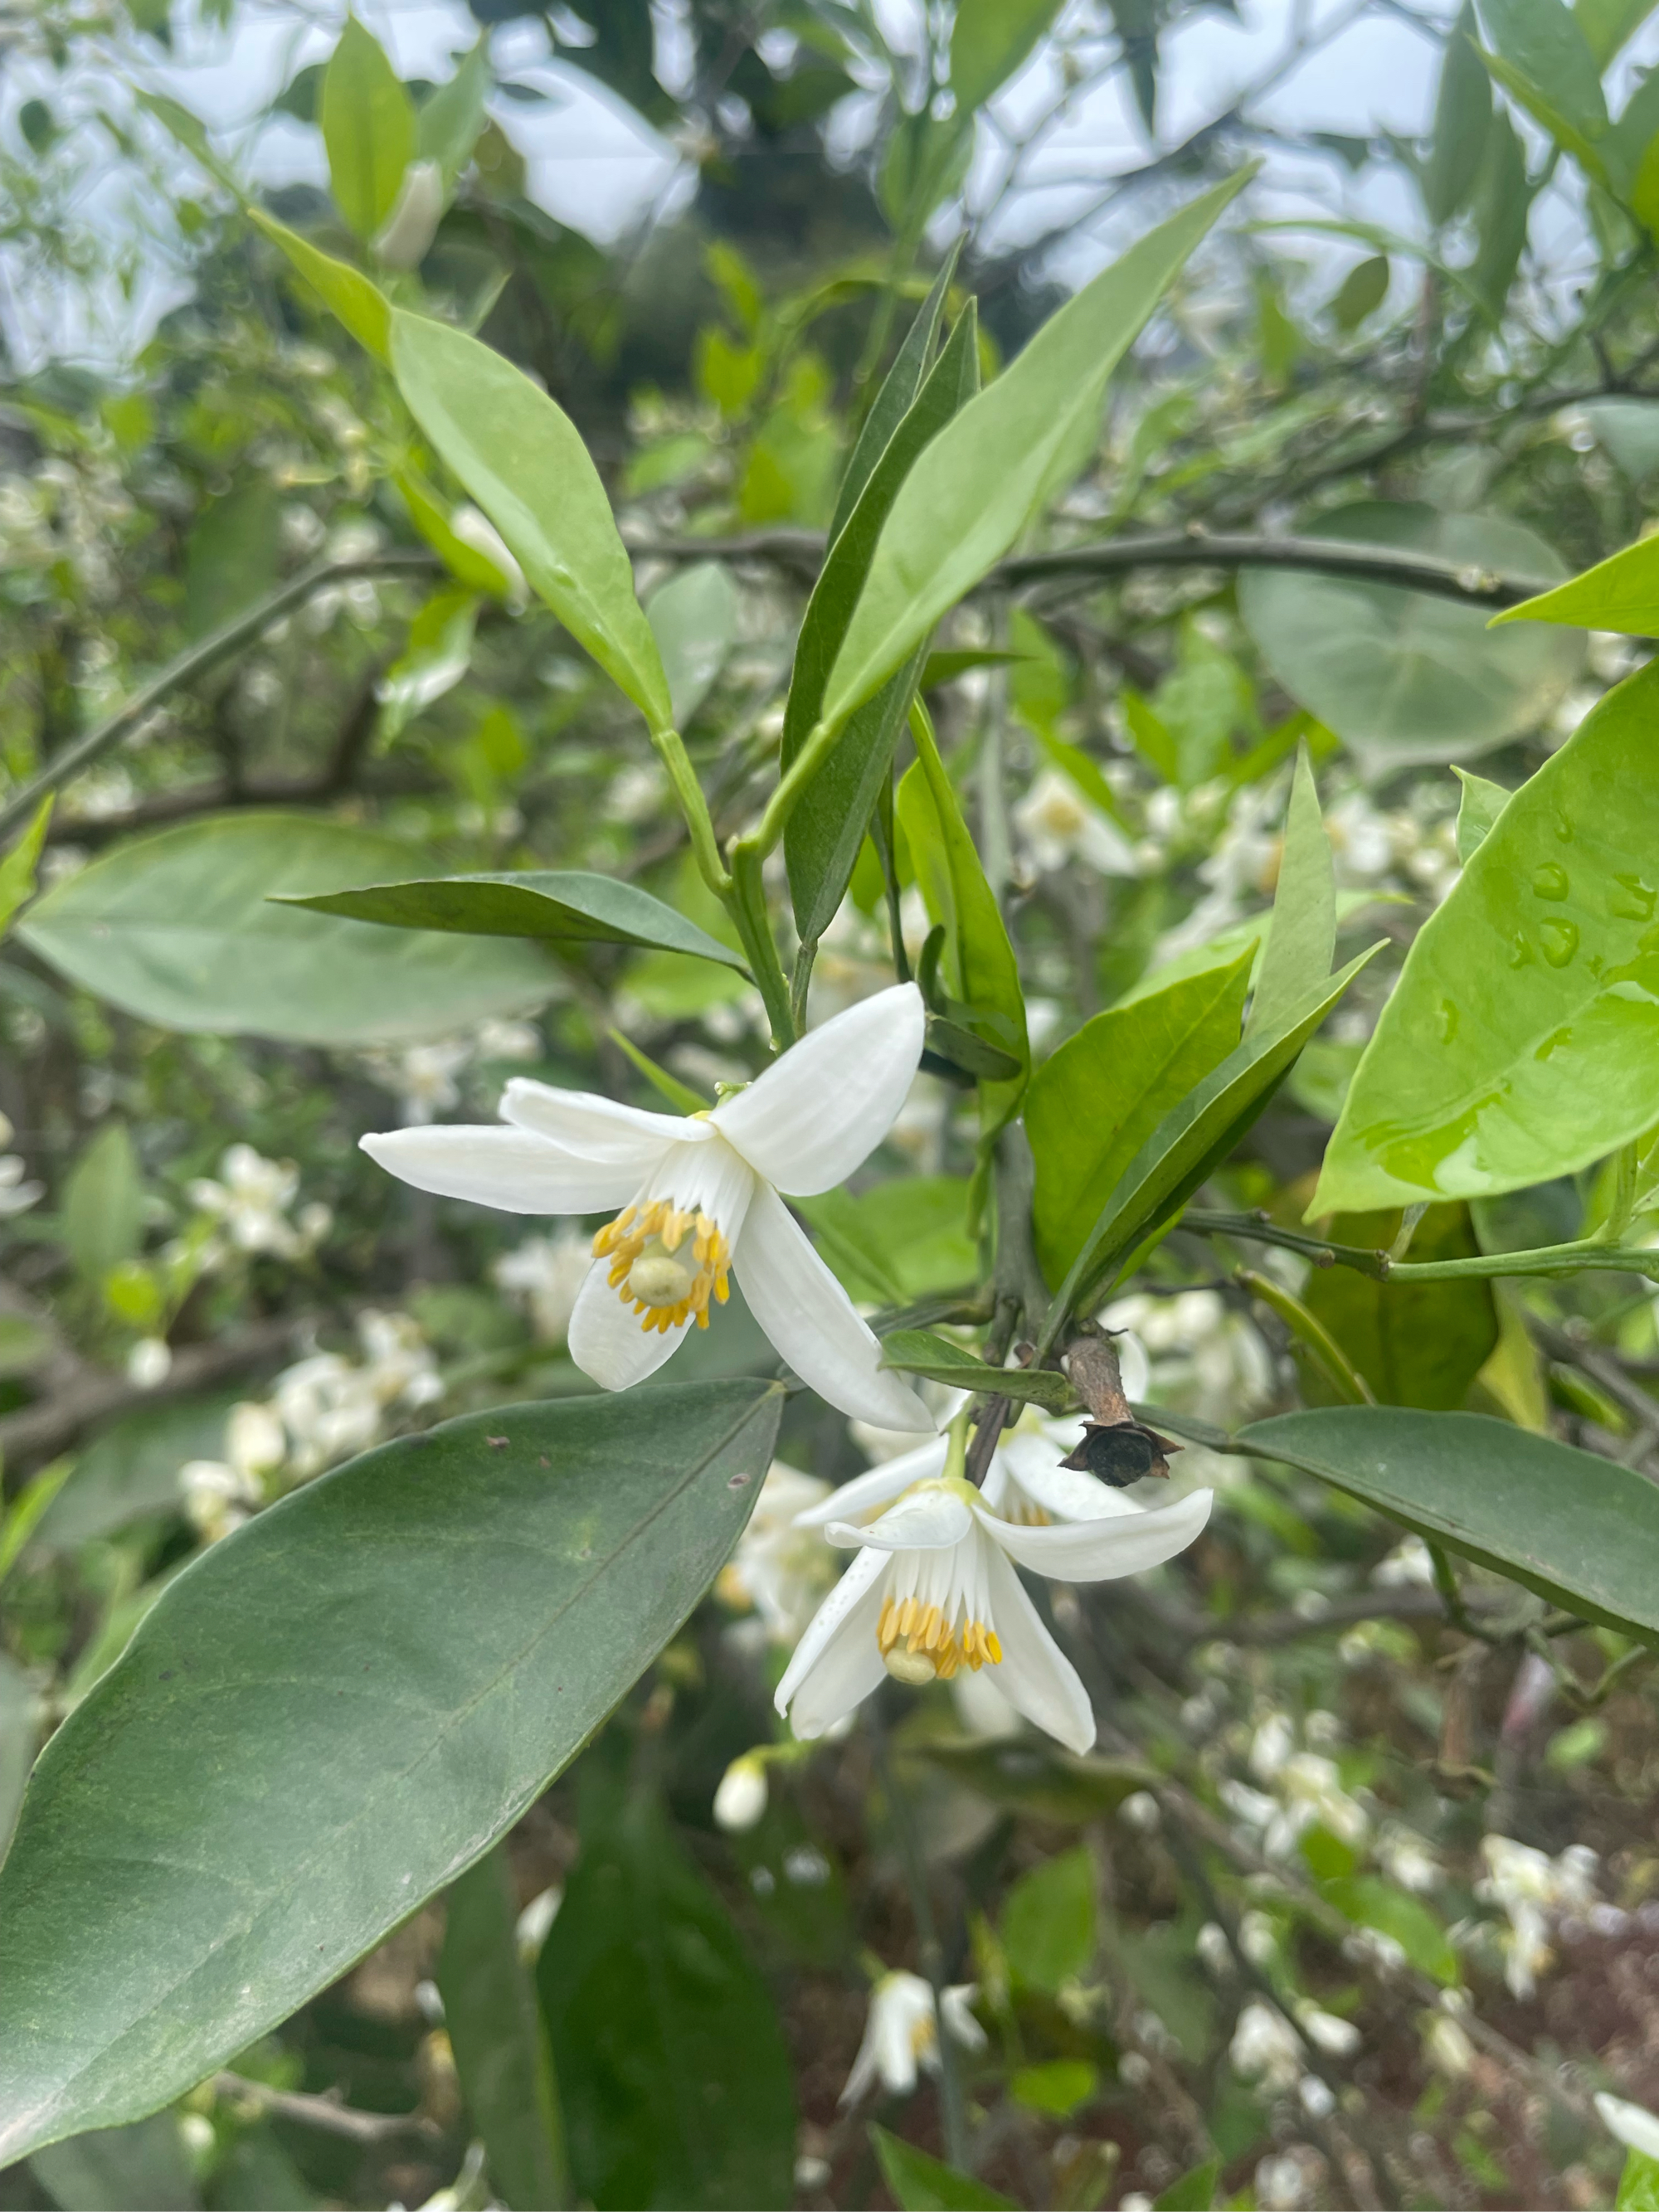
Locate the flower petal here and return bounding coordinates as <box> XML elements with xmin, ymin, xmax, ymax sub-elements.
<box><xmin>734</xmin><ymin>1181</ymin><xmax>934</xmax><ymax>1430</ymax></box>
<box><xmin>997</xmin><ymin>1431</ymin><xmax>1141</xmax><ymax>1524</ymax></box>
<box><xmin>360</xmin><ymin>1126</ymin><xmax>642</xmax><ymax>1214</ymax></box>
<box><xmin>984</xmin><ymin>1486</ymin><xmax>1213</xmax><ymax>1579</ymax></box>
<box><xmin>566</xmin><ymin>1257</ymin><xmax>690</xmax><ymax>1389</ymax></box>
<box><xmin>775</xmin><ymin>1547</ymin><xmax>888</xmax><ymax>1738</ymax></box>
<box><xmin>824</xmin><ymin>1490</ymin><xmax>971</xmax><ymax>1553</ymax></box>
<box><xmin>793</xmin><ymin>1437</ymin><xmax>949</xmax><ymax>1528</ymax></box>
<box><xmin>980</xmin><ymin>1542</ymin><xmax>1096</xmax><ymax>1754</ymax></box>
<box><xmin>499</xmin><ymin>1077</ymin><xmax>707</xmax><ymax>1159</ymax></box>
<box><xmin>710</xmin><ymin>982</ymin><xmax>925</xmax><ymax>1195</ymax></box>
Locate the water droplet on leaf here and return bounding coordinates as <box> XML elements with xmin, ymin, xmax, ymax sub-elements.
<box><xmin>1540</xmin><ymin>917</ymin><xmax>1579</xmax><ymax>968</ymax></box>
<box><xmin>1531</xmin><ymin>863</ymin><xmax>1569</xmax><ymax>901</ymax></box>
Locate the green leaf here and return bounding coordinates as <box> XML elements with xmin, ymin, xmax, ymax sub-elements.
<box><xmin>1576</xmin><ymin>0</ymin><xmax>1657</xmax><ymax>61</ymax></box>
<box><xmin>0</xmin><ymin>1380</ymin><xmax>784</xmax><ymax>2163</ymax></box>
<box><xmin>389</xmin><ymin>311</ymin><xmax>671</xmax><ymax>730</ymax></box>
<box><xmin>1576</xmin><ymin>397</ymin><xmax>1659</xmax><ymax>479</ymax></box>
<box><xmin>949</xmin><ymin>0</ymin><xmax>1065</xmax><ymax>109</ymax></box>
<box><xmin>395</xmin><ymin>464</ymin><xmax>518</xmax><ymax>596</ymax></box>
<box><xmin>31</xmin><ymin>2116</ymin><xmax>199</xmax><ymax>2211</ymax></box>
<box><xmin>879</xmin><ymin>1330</ymin><xmax>1073</xmax><ymax>1412</ymax></box>
<box><xmin>1154</xmin><ymin>2159</ymin><xmax>1222</xmax><ymax>2211</ymax></box>
<box><xmin>0</xmin><ymin>1650</ymin><xmax>37</xmax><ymax>1857</ymax></box>
<box><xmin>870</xmin><ymin>2127</ymin><xmax>1015</xmax><ymax>2212</ymax></box>
<box><xmin>376</xmin><ymin>585</ymin><xmax>479</xmax><ymax>741</ymax></box>
<box><xmin>0</xmin><ymin>795</ymin><xmax>51</xmax><ymax>936</ymax></box>
<box><xmin>18</xmin><ymin>814</ymin><xmax>554</xmax><ymax>1045</ymax></box>
<box><xmin>417</xmin><ymin>36</ymin><xmax>490</xmax><ymax>188</ymax></box>
<box><xmin>1238</xmin><ymin>502</ymin><xmax>1579</xmax><ymax>771</ymax></box>
<box><xmin>1240</xmin><ymin>1405</ymin><xmax>1659</xmax><ymax>1638</ymax></box>
<box><xmin>898</xmin><ymin>706</ymin><xmax>1029</xmax><ymax>1130</ymax></box>
<box><xmin>1476</xmin><ymin>0</ymin><xmax>1608</xmax><ymax>139</ymax></box>
<box><xmin>879</xmin><ymin>109</ymin><xmax>975</xmax><ymax>232</ymax></box>
<box><xmin>440</xmin><ymin>1846</ymin><xmax>569</xmax><ymax>2210</ymax></box>
<box><xmin>538</xmin><ymin>1782</ymin><xmax>795</xmax><ymax>2210</ymax></box>
<box><xmin>1423</xmin><ymin>5</ymin><xmax>1493</xmax><ymax>221</ymax></box>
<box><xmin>1320</xmin><ymin>1874</ymin><xmax>1460</xmax><ymax>1986</ymax></box>
<box><xmin>830</xmin><ymin>250</ymin><xmax>956</xmax><ymax>544</ymax></box>
<box><xmin>249</xmin><ymin>209</ymin><xmax>392</xmax><ymax>362</ymax></box>
<box><xmin>785</xmin><ymin>307</ymin><xmax>980</xmax><ymax>945</ymax></box>
<box><xmin>1618</xmin><ymin>2148</ymin><xmax>1659</xmax><ymax>2210</ymax></box>
<box><xmin>36</xmin><ymin>1398</ymin><xmax>236</xmax><ymax>1551</ymax></box>
<box><xmin>820</xmin><ymin>173</ymin><xmax>1248</xmax><ymax>733</ymax></box>
<box><xmin>1000</xmin><ymin>1844</ymin><xmax>1096</xmax><ymax>1992</ymax></box>
<box><xmin>1470</xmin><ymin>109</ymin><xmax>1531</xmax><ymax>318</ymax></box>
<box><xmin>1453</xmin><ymin>766</ymin><xmax>1511</xmax><ymax>862</ymax></box>
<box><xmin>321</xmin><ymin>15</ymin><xmax>416</xmax><ymax>240</ymax></box>
<box><xmin>184</xmin><ymin>482</ymin><xmax>280</xmax><ymax>641</ymax></box>
<box><xmin>1245</xmin><ymin>744</ymin><xmax>1335</xmax><ymax>1042</ymax></box>
<box><xmin>1010</xmin><ymin>2059</ymin><xmax>1098</xmax><ymax>2117</ymax></box>
<box><xmin>1314</xmin><ymin>661</ymin><xmax>1659</xmax><ymax>1212</ymax></box>
<box><xmin>607</xmin><ymin>1028</ymin><xmax>710</xmax><ymax>1115</ymax></box>
<box><xmin>62</xmin><ymin>1123</ymin><xmax>143</xmax><ymax>1285</ymax></box>
<box><xmin>1027</xmin><ymin>955</ymin><xmax>1253</xmax><ymax>1286</ymax></box>
<box><xmin>277</xmin><ymin>867</ymin><xmax>747</xmax><ymax>970</ymax></box>
<box><xmin>795</xmin><ymin>1176</ymin><xmax>976</xmax><ymax>1305</ymax></box>
<box><xmin>1330</xmin><ymin>252</ymin><xmax>1389</xmax><ymax>329</ymax></box>
<box><xmin>646</xmin><ymin>561</ymin><xmax>737</xmax><ymax>727</ymax></box>
<box><xmin>1056</xmin><ymin>945</ymin><xmax>1384</xmax><ymax>1314</ymax></box>
<box><xmin>1299</xmin><ymin>1206</ymin><xmax>1498</xmax><ymax>1410</ymax></box>
<box><xmin>1492</xmin><ymin>527</ymin><xmax>1659</xmax><ymax>633</ymax></box>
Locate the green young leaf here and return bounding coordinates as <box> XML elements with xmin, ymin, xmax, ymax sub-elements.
<box><xmin>646</xmin><ymin>561</ymin><xmax>737</xmax><ymax>727</ymax></box>
<box><xmin>1298</xmin><ymin>1205</ymin><xmax>1498</xmax><ymax>1409</ymax></box>
<box><xmin>18</xmin><ymin>814</ymin><xmax>554</xmax><ymax>1045</ymax></box>
<box><xmin>62</xmin><ymin>1124</ymin><xmax>143</xmax><ymax>1286</ymax></box>
<box><xmin>321</xmin><ymin>15</ymin><xmax>416</xmax><ymax>240</ymax></box>
<box><xmin>1476</xmin><ymin>0</ymin><xmax>1608</xmax><ymax>140</ymax></box>
<box><xmin>417</xmin><ymin>36</ymin><xmax>490</xmax><ymax>189</ymax></box>
<box><xmin>389</xmin><ymin>311</ymin><xmax>671</xmax><ymax>730</ymax></box>
<box><xmin>795</xmin><ymin>1176</ymin><xmax>977</xmax><ymax>1305</ymax></box>
<box><xmin>1320</xmin><ymin>1874</ymin><xmax>1460</xmax><ymax>1985</ymax></box>
<box><xmin>1239</xmin><ymin>1405</ymin><xmax>1659</xmax><ymax>1641</ymax></box>
<box><xmin>248</xmin><ymin>208</ymin><xmax>392</xmax><ymax>362</ymax></box>
<box><xmin>878</xmin><ymin>1330</ymin><xmax>1073</xmax><ymax>1412</ymax></box>
<box><xmin>439</xmin><ymin>1847</ymin><xmax>568</xmax><ymax>2211</ymax></box>
<box><xmin>1238</xmin><ymin>502</ymin><xmax>1579</xmax><ymax>771</ymax></box>
<box><xmin>820</xmin><ymin>173</ymin><xmax>1248</xmax><ymax>733</ymax></box>
<box><xmin>1453</xmin><ymin>766</ymin><xmax>1511</xmax><ymax>862</ymax></box>
<box><xmin>0</xmin><ymin>795</ymin><xmax>51</xmax><ymax>936</ymax></box>
<box><xmin>1245</xmin><ymin>744</ymin><xmax>1335</xmax><ymax>1041</ymax></box>
<box><xmin>376</xmin><ymin>585</ymin><xmax>479</xmax><ymax>741</ymax></box>
<box><xmin>925</xmin><ymin>1013</ymin><xmax>1024</xmax><ymax>1082</ymax></box>
<box><xmin>785</xmin><ymin>306</ymin><xmax>980</xmax><ymax>945</ymax></box>
<box><xmin>1618</xmin><ymin>2148</ymin><xmax>1659</xmax><ymax>2211</ymax></box>
<box><xmin>949</xmin><ymin>0</ymin><xmax>1065</xmax><ymax>109</ymax></box>
<box><xmin>0</xmin><ymin>1380</ymin><xmax>783</xmax><ymax>2163</ymax></box>
<box><xmin>1314</xmin><ymin>661</ymin><xmax>1659</xmax><ymax>1213</ymax></box>
<box><xmin>30</xmin><ymin>2116</ymin><xmax>199</xmax><ymax>2212</ymax></box>
<box><xmin>1575</xmin><ymin>0</ymin><xmax>1658</xmax><ymax>62</ymax></box>
<box><xmin>538</xmin><ymin>1781</ymin><xmax>796</xmax><ymax>2210</ymax></box>
<box><xmin>870</xmin><ymin>2127</ymin><xmax>1016</xmax><ymax>2212</ymax></box>
<box><xmin>830</xmin><ymin>250</ymin><xmax>956</xmax><ymax>544</ymax></box>
<box><xmin>1026</xmin><ymin>955</ymin><xmax>1253</xmax><ymax>1286</ymax></box>
<box><xmin>1153</xmin><ymin>2160</ymin><xmax>1222</xmax><ymax>2211</ymax></box>
<box><xmin>277</xmin><ymin>867</ymin><xmax>747</xmax><ymax>970</ymax></box>
<box><xmin>1492</xmin><ymin>527</ymin><xmax>1659</xmax><ymax>633</ymax></box>
<box><xmin>1000</xmin><ymin>1845</ymin><xmax>1097</xmax><ymax>1993</ymax></box>
<box><xmin>897</xmin><ymin>706</ymin><xmax>1029</xmax><ymax>1130</ymax></box>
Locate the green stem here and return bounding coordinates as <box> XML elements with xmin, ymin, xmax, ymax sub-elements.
<box><xmin>739</xmin><ymin>709</ymin><xmax>847</xmax><ymax>860</ymax></box>
<box><xmin>649</xmin><ymin>722</ymin><xmax>730</xmax><ymax>897</ymax></box>
<box><xmin>1182</xmin><ymin>1211</ymin><xmax>1659</xmax><ymax>1287</ymax></box>
<box><xmin>727</xmin><ymin>843</ymin><xmax>796</xmax><ymax>1047</ymax></box>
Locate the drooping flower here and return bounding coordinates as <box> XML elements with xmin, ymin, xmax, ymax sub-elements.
<box><xmin>776</xmin><ymin>1472</ymin><xmax>1210</xmax><ymax>1754</ymax></box>
<box><xmin>362</xmin><ymin>983</ymin><xmax>934</xmax><ymax>1430</ymax></box>
<box><xmin>839</xmin><ymin>1971</ymin><xmax>986</xmax><ymax>2106</ymax></box>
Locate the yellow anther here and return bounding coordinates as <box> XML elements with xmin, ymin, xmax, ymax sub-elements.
<box><xmin>595</xmin><ymin>1197</ymin><xmax>732</xmax><ymax>1338</ymax></box>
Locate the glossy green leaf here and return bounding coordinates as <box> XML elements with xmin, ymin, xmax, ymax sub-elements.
<box><xmin>1576</xmin><ymin>0</ymin><xmax>1658</xmax><ymax>61</ymax></box>
<box><xmin>321</xmin><ymin>16</ymin><xmax>415</xmax><ymax>240</ymax></box>
<box><xmin>395</xmin><ymin>464</ymin><xmax>518</xmax><ymax>596</ymax></box>
<box><xmin>440</xmin><ymin>1846</ymin><xmax>568</xmax><ymax>2210</ymax></box>
<box><xmin>1453</xmin><ymin>766</ymin><xmax>1511</xmax><ymax>861</ymax></box>
<box><xmin>1492</xmin><ymin>527</ymin><xmax>1659</xmax><ymax>633</ymax></box>
<box><xmin>1057</xmin><ymin>944</ymin><xmax>1383</xmax><ymax>1314</ymax></box>
<box><xmin>949</xmin><ymin>0</ymin><xmax>1064</xmax><ymax>108</ymax></box>
<box><xmin>1240</xmin><ymin>1404</ymin><xmax>1659</xmax><ymax>1640</ymax></box>
<box><xmin>646</xmin><ymin>561</ymin><xmax>737</xmax><ymax>727</ymax></box>
<box><xmin>1476</xmin><ymin>0</ymin><xmax>1607</xmax><ymax>139</ymax></box>
<box><xmin>0</xmin><ymin>795</ymin><xmax>51</xmax><ymax>936</ymax></box>
<box><xmin>1153</xmin><ymin>2160</ymin><xmax>1222</xmax><ymax>2211</ymax></box>
<box><xmin>820</xmin><ymin>174</ymin><xmax>1248</xmax><ymax>733</ymax></box>
<box><xmin>0</xmin><ymin>1379</ymin><xmax>784</xmax><ymax>2163</ymax></box>
<box><xmin>18</xmin><ymin>814</ymin><xmax>553</xmax><ymax>1045</ymax></box>
<box><xmin>1246</xmin><ymin>744</ymin><xmax>1335</xmax><ymax>1041</ymax></box>
<box><xmin>879</xmin><ymin>1330</ymin><xmax>1073</xmax><ymax>1412</ymax></box>
<box><xmin>31</xmin><ymin>2116</ymin><xmax>198</xmax><ymax>2211</ymax></box>
<box><xmin>62</xmin><ymin>1124</ymin><xmax>143</xmax><ymax>1286</ymax></box>
<box><xmin>1238</xmin><ymin>503</ymin><xmax>1579</xmax><ymax>769</ymax></box>
<box><xmin>829</xmin><ymin>251</ymin><xmax>956</xmax><ymax>544</ymax></box>
<box><xmin>1479</xmin><ymin>46</ymin><xmax>1608</xmax><ymax>177</ymax></box>
<box><xmin>1618</xmin><ymin>2148</ymin><xmax>1659</xmax><ymax>2210</ymax></box>
<box><xmin>871</xmin><ymin>2128</ymin><xmax>1015</xmax><ymax>2212</ymax></box>
<box><xmin>786</xmin><ymin>308</ymin><xmax>980</xmax><ymax>944</ymax></box>
<box><xmin>278</xmin><ymin>867</ymin><xmax>747</xmax><ymax>970</ymax></box>
<box><xmin>1321</xmin><ymin>1874</ymin><xmax>1460</xmax><ymax>1985</ymax></box>
<box><xmin>538</xmin><ymin>1781</ymin><xmax>795</xmax><ymax>2210</ymax></box>
<box><xmin>1010</xmin><ymin>2059</ymin><xmax>1098</xmax><ymax>2117</ymax></box>
<box><xmin>1299</xmin><ymin>1206</ymin><xmax>1498</xmax><ymax>1409</ymax></box>
<box><xmin>1027</xmin><ymin>955</ymin><xmax>1253</xmax><ymax>1286</ymax></box>
<box><xmin>249</xmin><ymin>209</ymin><xmax>391</xmax><ymax>362</ymax></box>
<box><xmin>390</xmin><ymin>311</ymin><xmax>671</xmax><ymax>729</ymax></box>
<box><xmin>1314</xmin><ymin>662</ymin><xmax>1659</xmax><ymax>1212</ymax></box>
<box><xmin>1000</xmin><ymin>1845</ymin><xmax>1096</xmax><ymax>1992</ymax></box>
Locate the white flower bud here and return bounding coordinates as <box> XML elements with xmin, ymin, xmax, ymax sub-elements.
<box><xmin>126</xmin><ymin>1337</ymin><xmax>172</xmax><ymax>1389</ymax></box>
<box><xmin>450</xmin><ymin>503</ymin><xmax>528</xmax><ymax>603</ymax></box>
<box><xmin>713</xmin><ymin>1753</ymin><xmax>768</xmax><ymax>1832</ymax></box>
<box><xmin>373</xmin><ymin>159</ymin><xmax>445</xmax><ymax>270</ymax></box>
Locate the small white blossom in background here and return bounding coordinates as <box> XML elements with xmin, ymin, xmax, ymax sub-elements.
<box><xmin>1195</xmin><ymin>1920</ymin><xmax>1233</xmax><ymax>1976</ymax></box>
<box><xmin>187</xmin><ymin>1144</ymin><xmax>330</xmax><ymax>1266</ymax></box>
<box><xmin>1423</xmin><ymin>2008</ymin><xmax>1474</xmax><ymax>2077</ymax></box>
<box><xmin>1373</xmin><ymin>1535</ymin><xmax>1436</xmax><ymax>1587</ymax></box>
<box><xmin>716</xmin><ymin>1460</ymin><xmax>835</xmax><ymax>1643</ymax></box>
<box><xmin>126</xmin><ymin>1337</ymin><xmax>173</xmax><ymax>1389</ymax></box>
<box><xmin>1295</xmin><ymin>2001</ymin><xmax>1360</xmax><ymax>2058</ymax></box>
<box><xmin>179</xmin><ymin>1400</ymin><xmax>287</xmax><ymax>1544</ymax></box>
<box><xmin>1099</xmin><ymin>1289</ymin><xmax>1273</xmax><ymax>1437</ymax></box>
<box><xmin>1255</xmin><ymin>2148</ymin><xmax>1324</xmax><ymax>2210</ymax></box>
<box><xmin>1223</xmin><ymin>1710</ymin><xmax>1369</xmax><ymax>1860</ymax></box>
<box><xmin>1119</xmin><ymin>1790</ymin><xmax>1161</xmax><ymax>1832</ymax></box>
<box><xmin>1323</xmin><ymin>791</ymin><xmax>1394</xmax><ymax>887</ymax></box>
<box><xmin>713</xmin><ymin>1752</ymin><xmax>769</xmax><ymax>1832</ymax></box>
<box><xmin>839</xmin><ymin>1970</ymin><xmax>985</xmax><ymax>2105</ymax></box>
<box><xmin>0</xmin><ymin>1112</ymin><xmax>43</xmax><ymax>1217</ymax></box>
<box><xmin>515</xmin><ymin>1884</ymin><xmax>561</xmax><ymax>1965</ymax></box>
<box><xmin>1229</xmin><ymin>2000</ymin><xmax>1305</xmax><ymax>2093</ymax></box>
<box><xmin>1477</xmin><ymin>1834</ymin><xmax>1599</xmax><ymax>1998</ymax></box>
<box><xmin>475</xmin><ymin>1018</ymin><xmax>541</xmax><ymax>1063</ymax></box>
<box><xmin>367</xmin><ymin>1039</ymin><xmax>474</xmax><ymax>1127</ymax></box>
<box><xmin>606</xmin><ymin>761</ymin><xmax>668</xmax><ymax>824</ymax></box>
<box><xmin>275</xmin><ymin>1310</ymin><xmax>443</xmax><ymax>1479</ymax></box>
<box><xmin>1376</xmin><ymin>1826</ymin><xmax>1441</xmax><ymax>1893</ymax></box>
<box><xmin>494</xmin><ymin>1229</ymin><xmax>593</xmax><ymax>1344</ymax></box>
<box><xmin>1012</xmin><ymin>769</ymin><xmax>1139</xmax><ymax>878</ymax></box>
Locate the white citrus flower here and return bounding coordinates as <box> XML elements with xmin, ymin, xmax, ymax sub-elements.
<box><xmin>362</xmin><ymin>983</ymin><xmax>934</xmax><ymax>1430</ymax></box>
<box><xmin>840</xmin><ymin>1971</ymin><xmax>985</xmax><ymax>2106</ymax></box>
<box><xmin>776</xmin><ymin>1472</ymin><xmax>1210</xmax><ymax>1754</ymax></box>
<box><xmin>718</xmin><ymin>1460</ymin><xmax>835</xmax><ymax>1642</ymax></box>
<box><xmin>1013</xmin><ymin>769</ymin><xmax>1138</xmax><ymax>877</ymax></box>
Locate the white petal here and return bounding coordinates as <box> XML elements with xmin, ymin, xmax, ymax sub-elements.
<box><xmin>985</xmin><ymin>1487</ymin><xmax>1213</xmax><ymax>1579</ymax></box>
<box><xmin>361</xmin><ymin>1126</ymin><xmax>643</xmax><ymax>1214</ymax></box>
<box><xmin>824</xmin><ymin>1490</ymin><xmax>971</xmax><ymax>1553</ymax></box>
<box><xmin>734</xmin><ymin>1181</ymin><xmax>934</xmax><ymax>1430</ymax></box>
<box><xmin>1596</xmin><ymin>2093</ymin><xmax>1659</xmax><ymax>2161</ymax></box>
<box><xmin>980</xmin><ymin>1542</ymin><xmax>1095</xmax><ymax>1754</ymax></box>
<box><xmin>567</xmin><ymin>1257</ymin><xmax>690</xmax><ymax>1389</ymax></box>
<box><xmin>775</xmin><ymin>1548</ymin><xmax>889</xmax><ymax>1738</ymax></box>
<box><xmin>710</xmin><ymin>982</ymin><xmax>925</xmax><ymax>1195</ymax></box>
<box><xmin>998</xmin><ymin>1432</ymin><xmax>1141</xmax><ymax>1524</ymax></box>
<box><xmin>793</xmin><ymin>1438</ymin><xmax>949</xmax><ymax>1528</ymax></box>
<box><xmin>646</xmin><ymin>1132</ymin><xmax>754</xmax><ymax>1239</ymax></box>
<box><xmin>499</xmin><ymin>1077</ymin><xmax>707</xmax><ymax>1158</ymax></box>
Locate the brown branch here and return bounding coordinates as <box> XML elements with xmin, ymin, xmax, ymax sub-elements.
<box><xmin>212</xmin><ymin>2072</ymin><xmax>441</xmax><ymax>2147</ymax></box>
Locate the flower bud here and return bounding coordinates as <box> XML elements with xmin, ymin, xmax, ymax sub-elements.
<box><xmin>373</xmin><ymin>159</ymin><xmax>444</xmax><ymax>271</ymax></box>
<box><xmin>713</xmin><ymin>1752</ymin><xmax>768</xmax><ymax>1832</ymax></box>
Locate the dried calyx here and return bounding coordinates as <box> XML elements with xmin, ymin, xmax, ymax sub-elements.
<box><xmin>1060</xmin><ymin>1330</ymin><xmax>1178</xmax><ymax>1490</ymax></box>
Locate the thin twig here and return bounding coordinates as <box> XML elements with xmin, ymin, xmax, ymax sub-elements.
<box><xmin>212</xmin><ymin>2071</ymin><xmax>441</xmax><ymax>2147</ymax></box>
